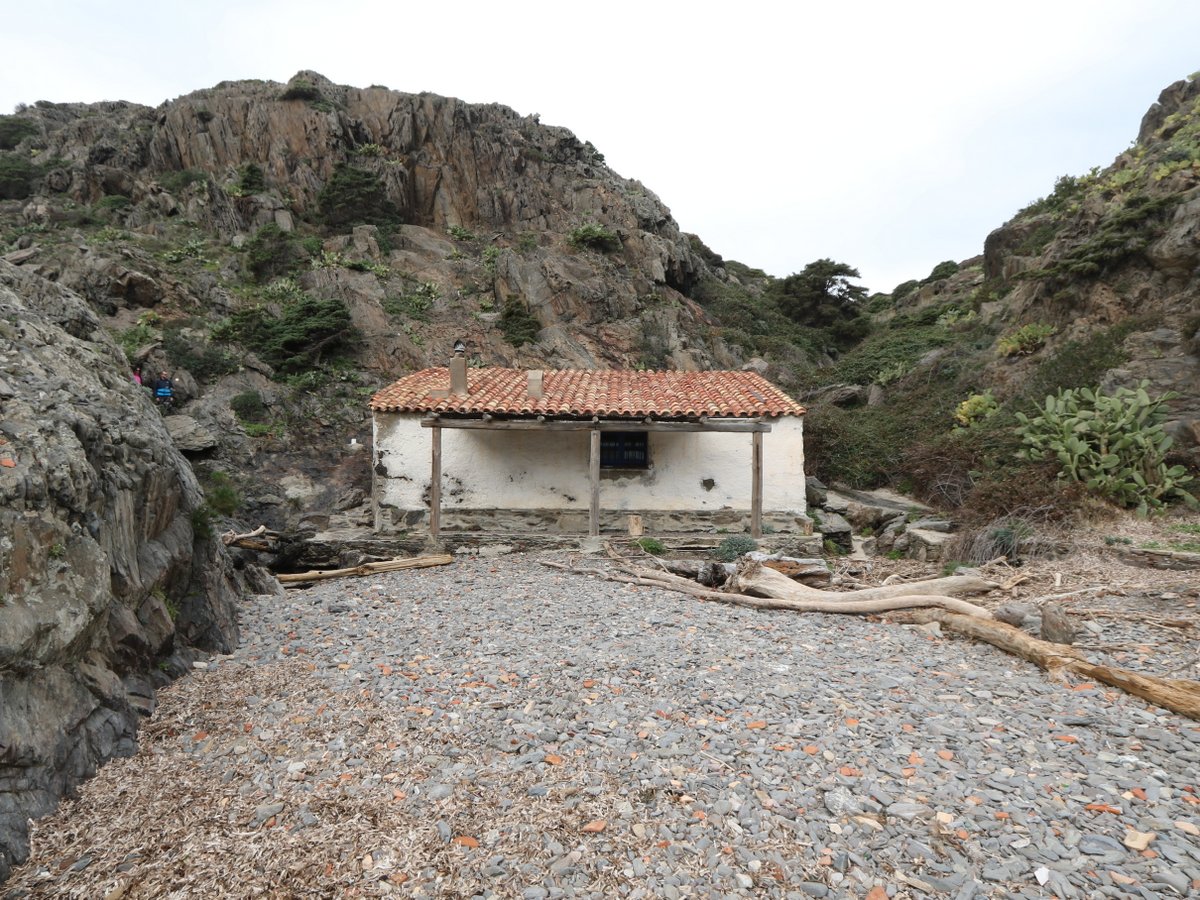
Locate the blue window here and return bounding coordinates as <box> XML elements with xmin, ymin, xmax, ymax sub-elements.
<box><xmin>600</xmin><ymin>432</ymin><xmax>649</xmax><ymax>469</ymax></box>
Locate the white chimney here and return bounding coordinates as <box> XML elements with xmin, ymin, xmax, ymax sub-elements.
<box><xmin>450</xmin><ymin>340</ymin><xmax>468</xmax><ymax>396</ymax></box>
<box><xmin>526</xmin><ymin>370</ymin><xmax>544</xmax><ymax>400</ymax></box>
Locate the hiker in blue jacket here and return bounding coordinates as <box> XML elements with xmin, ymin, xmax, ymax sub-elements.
<box><xmin>153</xmin><ymin>370</ymin><xmax>175</xmax><ymax>411</ymax></box>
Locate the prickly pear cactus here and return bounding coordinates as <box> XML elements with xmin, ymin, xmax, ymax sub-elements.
<box><xmin>1014</xmin><ymin>381</ymin><xmax>1197</xmax><ymax>515</ymax></box>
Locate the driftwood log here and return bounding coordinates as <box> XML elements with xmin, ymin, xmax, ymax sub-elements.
<box><xmin>547</xmin><ymin>561</ymin><xmax>995</xmax><ymax>618</ymax></box>
<box><xmin>898</xmin><ymin>609</ymin><xmax>1200</xmax><ymax>722</ymax></box>
<box><xmin>730</xmin><ymin>560</ymin><xmax>997</xmax><ymax>615</ymax></box>
<box><xmin>278</xmin><ymin>554</ymin><xmax>453</xmax><ymax>585</ymax></box>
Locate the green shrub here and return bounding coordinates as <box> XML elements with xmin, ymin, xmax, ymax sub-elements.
<box><xmin>823</xmin><ymin>320</ymin><xmax>952</xmax><ymax>385</ymax></box>
<box><xmin>117</xmin><ymin>321</ymin><xmax>158</xmax><ymax>358</ymax></box>
<box><xmin>0</xmin><ymin>152</ymin><xmax>37</xmax><ymax>199</ymax></box>
<box><xmin>244</xmin><ymin>223</ymin><xmax>298</xmax><ymax>283</ymax></box>
<box><xmin>500</xmin><ymin>300</ymin><xmax>541</xmax><ymax>346</ymax></box>
<box><xmin>997</xmin><ymin>323</ymin><xmax>1055</xmax><ymax>357</ymax></box>
<box><xmin>205</xmin><ymin>471</ymin><xmax>241</xmax><ymax>516</ymax></box>
<box><xmin>242</xmin><ymin>422</ymin><xmax>282</xmax><ymax>438</ymax></box>
<box><xmin>568</xmin><ymin>222</ymin><xmax>621</xmax><ymax>253</ymax></box>
<box><xmin>317</xmin><ymin>164</ymin><xmax>399</xmax><ymax>228</ymax></box>
<box><xmin>1015</xmin><ymin>173</ymin><xmax>1087</xmax><ymax>218</ymax></box>
<box><xmin>237</xmin><ymin>163</ymin><xmax>267</xmax><ymax>194</ymax></box>
<box><xmin>891</xmin><ymin>280</ymin><xmax>920</xmax><ymax>302</ymax></box>
<box><xmin>0</xmin><ymin>116</ymin><xmax>37</xmax><ymax>150</ymax></box>
<box><xmin>215</xmin><ymin>294</ymin><xmax>357</xmax><ymax>374</ymax></box>
<box><xmin>954</xmin><ymin>392</ymin><xmax>999</xmax><ymax>429</ymax></box>
<box><xmin>230</xmin><ymin>390</ymin><xmax>268</xmax><ymax>423</ymax></box>
<box><xmin>159</xmin><ymin>168</ymin><xmax>207</xmax><ymax>194</ymax></box>
<box><xmin>637</xmin><ymin>537</ymin><xmax>666</xmax><ymax>556</ymax></box>
<box><xmin>162</xmin><ymin>328</ymin><xmax>238</xmax><ymax>381</ymax></box>
<box><xmin>94</xmin><ymin>194</ymin><xmax>131</xmax><ymax>217</ymax></box>
<box><xmin>1020</xmin><ymin>318</ymin><xmax>1142</xmax><ymax>403</ymax></box>
<box><xmin>924</xmin><ymin>260</ymin><xmax>960</xmax><ymax>282</ymax></box>
<box><xmin>1015</xmin><ymin>381</ymin><xmax>1197</xmax><ymax>515</ymax></box>
<box><xmin>713</xmin><ymin>535</ymin><xmax>758</xmax><ymax>562</ymax></box>
<box><xmin>481</xmin><ymin>245</ymin><xmax>501</xmax><ymax>275</ymax></box>
<box><xmin>279</xmin><ymin>78</ymin><xmax>322</xmax><ymax>102</ymax></box>
<box><xmin>447</xmin><ymin>224</ymin><xmax>477</xmax><ymax>241</ymax></box>
<box><xmin>160</xmin><ymin>240</ymin><xmax>208</xmax><ymax>264</ymax></box>
<box><xmin>190</xmin><ymin>505</ymin><xmax>215</xmax><ymax>540</ymax></box>
<box><xmin>383</xmin><ymin>281</ymin><xmax>439</xmax><ymax>320</ymax></box>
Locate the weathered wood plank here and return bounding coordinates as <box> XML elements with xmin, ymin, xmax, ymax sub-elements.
<box><xmin>430</xmin><ymin>425</ymin><xmax>442</xmax><ymax>539</ymax></box>
<box><xmin>421</xmin><ymin>417</ymin><xmax>772</xmax><ymax>433</ymax></box>
<box><xmin>589</xmin><ymin>428</ymin><xmax>600</xmax><ymax>537</ymax></box>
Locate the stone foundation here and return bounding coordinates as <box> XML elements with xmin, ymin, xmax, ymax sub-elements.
<box><xmin>377</xmin><ymin>505</ymin><xmax>813</xmax><ymax>537</ymax></box>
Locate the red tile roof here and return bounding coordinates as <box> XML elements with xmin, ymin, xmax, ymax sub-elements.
<box><xmin>370</xmin><ymin>368</ymin><xmax>805</xmax><ymax>418</ymax></box>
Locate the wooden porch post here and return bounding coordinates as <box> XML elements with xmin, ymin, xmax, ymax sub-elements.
<box><xmin>751</xmin><ymin>430</ymin><xmax>763</xmax><ymax>538</ymax></box>
<box><xmin>589</xmin><ymin>427</ymin><xmax>601</xmax><ymax>537</ymax></box>
<box><xmin>430</xmin><ymin>425</ymin><xmax>442</xmax><ymax>539</ymax></box>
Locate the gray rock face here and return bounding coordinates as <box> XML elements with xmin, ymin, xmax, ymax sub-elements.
<box><xmin>0</xmin><ymin>261</ymin><xmax>242</xmax><ymax>881</ymax></box>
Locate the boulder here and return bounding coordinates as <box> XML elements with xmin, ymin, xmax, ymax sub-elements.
<box><xmin>164</xmin><ymin>414</ymin><xmax>219</xmax><ymax>452</ymax></box>
<box><xmin>805</xmin><ymin>476</ymin><xmax>828</xmax><ymax>508</ymax></box>
<box><xmin>816</xmin><ymin>510</ymin><xmax>853</xmax><ymax>553</ymax></box>
<box><xmin>902</xmin><ymin>528</ymin><xmax>953</xmax><ymax>562</ymax></box>
<box><xmin>1040</xmin><ymin>601</ymin><xmax>1076</xmax><ymax>645</ymax></box>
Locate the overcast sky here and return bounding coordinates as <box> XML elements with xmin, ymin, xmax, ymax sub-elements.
<box><xmin>4</xmin><ymin>1</ymin><xmax>1198</xmax><ymax>292</ymax></box>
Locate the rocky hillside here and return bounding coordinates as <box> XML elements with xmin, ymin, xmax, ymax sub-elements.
<box><xmin>0</xmin><ymin>260</ymin><xmax>249</xmax><ymax>881</ymax></box>
<box><xmin>798</xmin><ymin>75</ymin><xmax>1199</xmax><ymax>520</ymax></box>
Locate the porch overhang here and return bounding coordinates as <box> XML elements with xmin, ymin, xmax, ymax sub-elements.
<box><xmin>417</xmin><ymin>414</ymin><xmax>774</xmax><ymax>540</ymax></box>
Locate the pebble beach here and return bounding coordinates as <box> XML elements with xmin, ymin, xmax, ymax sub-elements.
<box><xmin>7</xmin><ymin>554</ymin><xmax>1200</xmax><ymax>898</ymax></box>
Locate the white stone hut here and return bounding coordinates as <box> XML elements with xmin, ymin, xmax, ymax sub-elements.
<box><xmin>369</xmin><ymin>354</ymin><xmax>807</xmax><ymax>538</ymax></box>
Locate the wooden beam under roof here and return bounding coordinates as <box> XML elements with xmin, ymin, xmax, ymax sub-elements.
<box><xmin>420</xmin><ymin>415</ymin><xmax>773</xmax><ymax>433</ymax></box>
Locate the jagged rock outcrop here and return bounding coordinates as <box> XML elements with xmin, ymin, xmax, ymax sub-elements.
<box><xmin>13</xmin><ymin>72</ymin><xmax>733</xmax><ymax>373</ymax></box>
<box><xmin>0</xmin><ymin>260</ymin><xmax>242</xmax><ymax>881</ymax></box>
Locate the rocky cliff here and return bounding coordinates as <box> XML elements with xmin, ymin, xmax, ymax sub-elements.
<box><xmin>0</xmin><ymin>260</ymin><xmax>243</xmax><ymax>880</ymax></box>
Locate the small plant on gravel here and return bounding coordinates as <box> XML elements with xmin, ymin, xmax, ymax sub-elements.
<box><xmin>885</xmin><ymin>549</ymin><xmax>905</xmax><ymax>560</ymax></box>
<box><xmin>636</xmin><ymin>537</ymin><xmax>666</xmax><ymax>556</ymax></box>
<box><xmin>713</xmin><ymin>535</ymin><xmax>758</xmax><ymax>562</ymax></box>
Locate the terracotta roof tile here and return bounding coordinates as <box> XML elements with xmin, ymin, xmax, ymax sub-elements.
<box><xmin>370</xmin><ymin>368</ymin><xmax>805</xmax><ymax>418</ymax></box>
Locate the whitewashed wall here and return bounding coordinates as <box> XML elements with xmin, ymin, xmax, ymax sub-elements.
<box><xmin>372</xmin><ymin>414</ymin><xmax>805</xmax><ymax>530</ymax></box>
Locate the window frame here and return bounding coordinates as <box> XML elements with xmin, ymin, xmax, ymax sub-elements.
<box><xmin>599</xmin><ymin>431</ymin><xmax>650</xmax><ymax>470</ymax></box>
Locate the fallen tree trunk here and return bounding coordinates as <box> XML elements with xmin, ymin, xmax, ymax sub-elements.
<box><xmin>731</xmin><ymin>559</ymin><xmax>997</xmax><ymax>604</ymax></box>
<box><xmin>545</xmin><ymin>562</ymin><xmax>995</xmax><ymax>618</ymax></box>
<box><xmin>899</xmin><ymin>609</ymin><xmax>1200</xmax><ymax>722</ymax></box>
<box><xmin>278</xmin><ymin>554</ymin><xmax>453</xmax><ymax>584</ymax></box>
